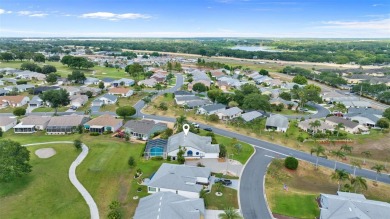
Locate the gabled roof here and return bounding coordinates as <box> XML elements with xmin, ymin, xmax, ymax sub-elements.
<box><xmin>20</xmin><ymin>115</ymin><xmax>51</xmax><ymax>126</ymax></box>
<box><xmin>326</xmin><ymin>116</ymin><xmax>359</xmax><ymax>129</ymax></box>
<box><xmin>29</xmin><ymin>96</ymin><xmax>43</xmax><ymax>104</ymax></box>
<box><xmin>124</xmin><ymin>119</ymin><xmax>167</xmax><ymax>134</ymax></box>
<box><xmin>99</xmin><ymin>94</ymin><xmax>117</xmax><ymax>102</ymax></box>
<box><xmin>148</xmin><ymin>163</ymin><xmax>211</xmax><ymax>193</ymax></box>
<box><xmin>200</xmin><ymin>104</ymin><xmax>226</xmax><ymax>113</ymax></box>
<box><xmin>218</xmin><ymin>107</ymin><xmax>243</xmax><ymax>116</ymax></box>
<box><xmin>174</xmin><ymin>91</ymin><xmax>194</xmax><ymax>96</ymax></box>
<box><xmin>134</xmin><ymin>192</ymin><xmax>205</xmax><ymax>219</ymax></box>
<box><xmin>0</xmin><ymin>117</ymin><xmax>17</xmax><ymax>126</ymax></box>
<box><xmin>241</xmin><ymin>111</ymin><xmax>263</xmax><ymax>122</ymax></box>
<box><xmin>85</xmin><ymin>114</ymin><xmax>122</xmax><ymax>127</ymax></box>
<box><xmin>167</xmin><ymin>131</ymin><xmax>220</xmax><ymax>154</ymax></box>
<box><xmin>0</xmin><ymin>95</ymin><xmax>29</xmax><ymax>104</ymax></box>
<box><xmin>101</xmin><ymin>77</ymin><xmax>115</xmax><ymax>82</ymax></box>
<box><xmin>266</xmin><ymin>114</ymin><xmax>289</xmax><ymax>129</ymax></box>
<box><xmin>108</xmin><ymin>87</ymin><xmax>132</xmax><ymax>94</ymax></box>
<box><xmin>47</xmin><ymin>115</ymin><xmax>89</xmax><ymax>127</ymax></box>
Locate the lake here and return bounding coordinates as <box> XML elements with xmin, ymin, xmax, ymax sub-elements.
<box><xmin>231</xmin><ymin>45</ymin><xmax>283</xmax><ymax>52</ymax></box>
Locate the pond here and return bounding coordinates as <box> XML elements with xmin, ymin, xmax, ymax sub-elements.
<box><xmin>231</xmin><ymin>45</ymin><xmax>283</xmax><ymax>52</ymax></box>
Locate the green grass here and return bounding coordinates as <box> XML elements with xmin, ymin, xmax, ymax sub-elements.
<box><xmin>99</xmin><ymin>92</ymin><xmax>147</xmax><ymax>112</ymax></box>
<box><xmin>271</xmin><ymin>193</ymin><xmax>319</xmax><ymax>219</ymax></box>
<box><xmin>0</xmin><ymin>144</ymin><xmax>89</xmax><ymax>219</ymax></box>
<box><xmin>204</xmin><ymin>186</ymin><xmax>238</xmax><ymax>210</ymax></box>
<box><xmin>31</xmin><ymin>106</ymin><xmax>68</xmax><ymax>113</ymax></box>
<box><xmin>0</xmin><ymin>105</ymin><xmax>27</xmax><ymax>113</ymax></box>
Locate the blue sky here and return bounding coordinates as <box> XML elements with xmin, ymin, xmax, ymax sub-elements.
<box><xmin>0</xmin><ymin>0</ymin><xmax>389</xmax><ymax>38</ymax></box>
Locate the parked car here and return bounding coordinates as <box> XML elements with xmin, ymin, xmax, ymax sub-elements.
<box><xmin>192</xmin><ymin>122</ymin><xmax>199</xmax><ymax>128</ymax></box>
<box><xmin>203</xmin><ymin>127</ymin><xmax>212</xmax><ymax>132</ymax></box>
<box><xmin>215</xmin><ymin>178</ymin><xmax>232</xmax><ymax>186</ymax></box>
<box><xmin>70</xmin><ymin>106</ymin><xmax>78</xmax><ymax>110</ymax></box>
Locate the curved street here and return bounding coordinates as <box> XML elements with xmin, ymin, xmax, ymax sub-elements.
<box><xmin>23</xmin><ymin>141</ymin><xmax>100</xmax><ymax>219</ymax></box>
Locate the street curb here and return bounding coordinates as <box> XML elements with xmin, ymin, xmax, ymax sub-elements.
<box><xmin>237</xmin><ymin>144</ymin><xmax>256</xmax><ymax>217</ymax></box>
<box><xmin>263</xmin><ymin>161</ymin><xmax>275</xmax><ymax>219</ymax></box>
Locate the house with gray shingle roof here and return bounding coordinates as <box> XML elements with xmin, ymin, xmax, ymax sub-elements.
<box><xmin>319</xmin><ymin>192</ymin><xmax>390</xmax><ymax>219</ymax></box>
<box><xmin>112</xmin><ymin>78</ymin><xmax>135</xmax><ymax>87</ymax></box>
<box><xmin>265</xmin><ymin>114</ymin><xmax>289</xmax><ymax>132</ymax></box>
<box><xmin>14</xmin><ymin>115</ymin><xmax>51</xmax><ymax>133</ymax></box>
<box><xmin>134</xmin><ymin>192</ymin><xmax>205</xmax><ymax>219</ymax></box>
<box><xmin>241</xmin><ymin>111</ymin><xmax>263</xmax><ymax>122</ymax></box>
<box><xmin>217</xmin><ymin>107</ymin><xmax>243</xmax><ymax>121</ymax></box>
<box><xmin>167</xmin><ymin>131</ymin><xmax>220</xmax><ymax>159</ymax></box>
<box><xmin>197</xmin><ymin>103</ymin><xmax>226</xmax><ymax>115</ymax></box>
<box><xmin>147</xmin><ymin>163</ymin><xmax>211</xmax><ymax>198</ymax></box>
<box><xmin>123</xmin><ymin>119</ymin><xmax>167</xmax><ymax>140</ymax></box>
<box><xmin>96</xmin><ymin>94</ymin><xmax>117</xmax><ymax>105</ymax></box>
<box><xmin>0</xmin><ymin>117</ymin><xmax>17</xmax><ymax>132</ymax></box>
<box><xmin>325</xmin><ymin>116</ymin><xmax>369</xmax><ymax>134</ymax></box>
<box><xmin>46</xmin><ymin>114</ymin><xmax>89</xmax><ymax>134</ymax></box>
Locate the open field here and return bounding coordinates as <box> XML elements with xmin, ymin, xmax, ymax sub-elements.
<box><xmin>265</xmin><ymin>159</ymin><xmax>390</xmax><ymax>219</ymax></box>
<box><xmin>99</xmin><ymin>92</ymin><xmax>147</xmax><ymax>112</ymax></box>
<box><xmin>0</xmin><ymin>144</ymin><xmax>89</xmax><ymax>219</ymax></box>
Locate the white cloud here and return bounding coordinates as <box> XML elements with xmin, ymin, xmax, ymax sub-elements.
<box><xmin>80</xmin><ymin>12</ymin><xmax>151</xmax><ymax>20</ymax></box>
<box><xmin>0</xmin><ymin>9</ymin><xmax>5</xmax><ymax>14</ymax></box>
<box><xmin>18</xmin><ymin>10</ymin><xmax>33</xmax><ymax>15</ymax></box>
<box><xmin>29</xmin><ymin>13</ymin><xmax>48</xmax><ymax>17</ymax></box>
<box><xmin>321</xmin><ymin>18</ymin><xmax>390</xmax><ymax>31</ymax></box>
<box><xmin>17</xmin><ymin>10</ymin><xmax>48</xmax><ymax>17</ymax></box>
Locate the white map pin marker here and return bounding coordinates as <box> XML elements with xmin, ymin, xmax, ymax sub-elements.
<box><xmin>183</xmin><ymin>124</ymin><xmax>190</xmax><ymax>136</ymax></box>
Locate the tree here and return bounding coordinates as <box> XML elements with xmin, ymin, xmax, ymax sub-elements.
<box><xmin>335</xmin><ymin>123</ymin><xmax>344</xmax><ymax>137</ymax></box>
<box><xmin>361</xmin><ymin>151</ymin><xmax>371</xmax><ymax>165</ymax></box>
<box><xmin>371</xmin><ymin>164</ymin><xmax>388</xmax><ymax>182</ymax></box>
<box><xmin>207</xmin><ymin>89</ymin><xmax>222</xmax><ymax>102</ymax></box>
<box><xmin>74</xmin><ymin>139</ymin><xmax>82</xmax><ymax>150</ymax></box>
<box><xmin>240</xmin><ymin>84</ymin><xmax>259</xmax><ymax>95</ymax></box>
<box><xmin>284</xmin><ymin>156</ymin><xmax>299</xmax><ymax>170</ymax></box>
<box><xmin>192</xmin><ymin>82</ymin><xmax>207</xmax><ymax>93</ymax></box>
<box><xmin>218</xmin><ymin>207</ymin><xmax>242</xmax><ymax>219</ymax></box>
<box><xmin>219</xmin><ymin>144</ymin><xmax>227</xmax><ymax>158</ymax></box>
<box><xmin>85</xmin><ymin>91</ymin><xmax>93</xmax><ymax>98</ymax></box>
<box><xmin>116</xmin><ymin>106</ymin><xmax>136</xmax><ymax>120</ymax></box>
<box><xmin>350</xmin><ymin>159</ymin><xmax>361</xmax><ymax>177</ymax></box>
<box><xmin>242</xmin><ymin>93</ymin><xmax>270</xmax><ymax>111</ymax></box>
<box><xmin>310</xmin><ymin>144</ymin><xmax>325</xmax><ymax>169</ymax></box>
<box><xmin>98</xmin><ymin>81</ymin><xmax>105</xmax><ymax>89</ymax></box>
<box><xmin>292</xmin><ymin>75</ymin><xmax>308</xmax><ymax>85</ymax></box>
<box><xmin>40</xmin><ymin>89</ymin><xmax>70</xmax><ymax>115</ymax></box>
<box><xmin>0</xmin><ymin>129</ymin><xmax>2</xmax><ymax>137</ymax></box>
<box><xmin>309</xmin><ymin>120</ymin><xmax>321</xmax><ymax>134</ymax></box>
<box><xmin>383</xmin><ymin>108</ymin><xmax>390</xmax><ymax>120</ymax></box>
<box><xmin>41</xmin><ymin>65</ymin><xmax>57</xmax><ymax>74</ymax></box>
<box><xmin>33</xmin><ymin>53</ymin><xmax>45</xmax><ymax>62</ymax></box>
<box><xmin>331</xmin><ymin>169</ymin><xmax>350</xmax><ymax>191</ymax></box>
<box><xmin>125</xmin><ymin>63</ymin><xmax>144</xmax><ymax>81</ymax></box>
<box><xmin>46</xmin><ymin>73</ymin><xmax>58</xmax><ymax>84</ymax></box>
<box><xmin>174</xmin><ymin>115</ymin><xmax>188</xmax><ymax>131</ymax></box>
<box><xmin>13</xmin><ymin>107</ymin><xmax>26</xmax><ymax>117</ymax></box>
<box><xmin>376</xmin><ymin>118</ymin><xmax>390</xmax><ymax>129</ymax></box>
<box><xmin>331</xmin><ymin>150</ymin><xmax>346</xmax><ymax>170</ymax></box>
<box><xmin>259</xmin><ymin>69</ymin><xmax>269</xmax><ymax>76</ymax></box>
<box><xmin>61</xmin><ymin>55</ymin><xmax>73</xmax><ymax>66</ymax></box>
<box><xmin>340</xmin><ymin>144</ymin><xmax>353</xmax><ymax>154</ymax></box>
<box><xmin>0</xmin><ymin>140</ymin><xmax>32</xmax><ymax>182</ymax></box>
<box><xmin>128</xmin><ymin>156</ymin><xmax>136</xmax><ymax>167</ymax></box>
<box><xmin>0</xmin><ymin>52</ymin><xmax>14</xmax><ymax>62</ymax></box>
<box><xmin>209</xmin><ymin>114</ymin><xmax>219</xmax><ymax>122</ymax></box>
<box><xmin>228</xmin><ymin>101</ymin><xmax>239</xmax><ymax>107</ymax></box>
<box><xmin>20</xmin><ymin>62</ymin><xmax>41</xmax><ymax>72</ymax></box>
<box><xmin>177</xmin><ymin>146</ymin><xmax>186</xmax><ymax>164</ymax></box>
<box><xmin>68</xmin><ymin>70</ymin><xmax>86</xmax><ymax>84</ymax></box>
<box><xmin>350</xmin><ymin>176</ymin><xmax>367</xmax><ymax>193</ymax></box>
<box><xmin>279</xmin><ymin>92</ymin><xmax>292</xmax><ymax>101</ymax></box>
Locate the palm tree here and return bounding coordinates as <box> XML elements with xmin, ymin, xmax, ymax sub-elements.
<box><xmin>174</xmin><ymin>115</ymin><xmax>188</xmax><ymax>130</ymax></box>
<box><xmin>310</xmin><ymin>144</ymin><xmax>326</xmax><ymax>169</ymax></box>
<box><xmin>309</xmin><ymin>120</ymin><xmax>321</xmax><ymax>135</ymax></box>
<box><xmin>350</xmin><ymin>176</ymin><xmax>367</xmax><ymax>193</ymax></box>
<box><xmin>361</xmin><ymin>151</ymin><xmax>372</xmax><ymax>165</ymax></box>
<box><xmin>340</xmin><ymin>144</ymin><xmax>353</xmax><ymax>154</ymax></box>
<box><xmin>371</xmin><ymin>164</ymin><xmax>388</xmax><ymax>182</ymax></box>
<box><xmin>218</xmin><ymin>207</ymin><xmax>242</xmax><ymax>219</ymax></box>
<box><xmin>350</xmin><ymin>159</ymin><xmax>361</xmax><ymax>176</ymax></box>
<box><xmin>331</xmin><ymin>150</ymin><xmax>346</xmax><ymax>170</ymax></box>
<box><xmin>331</xmin><ymin>169</ymin><xmax>350</xmax><ymax>191</ymax></box>
<box><xmin>336</xmin><ymin>123</ymin><xmax>344</xmax><ymax>137</ymax></box>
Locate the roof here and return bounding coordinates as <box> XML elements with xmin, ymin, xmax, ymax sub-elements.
<box><xmin>108</xmin><ymin>87</ymin><xmax>132</xmax><ymax>94</ymax></box>
<box><xmin>241</xmin><ymin>111</ymin><xmax>263</xmax><ymax>122</ymax></box>
<box><xmin>167</xmin><ymin>131</ymin><xmax>220</xmax><ymax>154</ymax></box>
<box><xmin>175</xmin><ymin>96</ymin><xmax>201</xmax><ymax>102</ymax></box>
<box><xmin>0</xmin><ymin>95</ymin><xmax>29</xmax><ymax>104</ymax></box>
<box><xmin>298</xmin><ymin>119</ymin><xmax>334</xmax><ymax>131</ymax></box>
<box><xmin>218</xmin><ymin>107</ymin><xmax>243</xmax><ymax>116</ymax></box>
<box><xmin>174</xmin><ymin>91</ymin><xmax>194</xmax><ymax>96</ymax></box>
<box><xmin>124</xmin><ymin>120</ymin><xmax>167</xmax><ymax>134</ymax></box>
<box><xmin>145</xmin><ymin>139</ymin><xmax>168</xmax><ymax>153</ymax></box>
<box><xmin>266</xmin><ymin>114</ymin><xmax>289</xmax><ymax>129</ymax></box>
<box><xmin>200</xmin><ymin>104</ymin><xmax>226</xmax><ymax>113</ymax></box>
<box><xmin>0</xmin><ymin>117</ymin><xmax>17</xmax><ymax>126</ymax></box>
<box><xmin>134</xmin><ymin>192</ymin><xmax>205</xmax><ymax>219</ymax></box>
<box><xmin>85</xmin><ymin>114</ymin><xmax>122</xmax><ymax>127</ymax></box>
<box><xmin>99</xmin><ymin>94</ymin><xmax>117</xmax><ymax>102</ymax></box>
<box><xmin>347</xmin><ymin>108</ymin><xmax>383</xmax><ymax>116</ymax></box>
<box><xmin>47</xmin><ymin>115</ymin><xmax>89</xmax><ymax>127</ymax></box>
<box><xmin>270</xmin><ymin>98</ymin><xmax>298</xmax><ymax>106</ymax></box>
<box><xmin>320</xmin><ymin>192</ymin><xmax>390</xmax><ymax>219</ymax></box>
<box><xmin>148</xmin><ymin>163</ymin><xmax>211</xmax><ymax>193</ymax></box>
<box><xmin>29</xmin><ymin>96</ymin><xmax>43</xmax><ymax>105</ymax></box>
<box><xmin>101</xmin><ymin>77</ymin><xmax>115</xmax><ymax>82</ymax></box>
<box><xmin>326</xmin><ymin>116</ymin><xmax>359</xmax><ymax>129</ymax></box>
<box><xmin>20</xmin><ymin>116</ymin><xmax>51</xmax><ymax>126</ymax></box>
<box><xmin>185</xmin><ymin>100</ymin><xmax>212</xmax><ymax>108</ymax></box>
<box><xmin>347</xmin><ymin>113</ymin><xmax>381</xmax><ymax>124</ymax></box>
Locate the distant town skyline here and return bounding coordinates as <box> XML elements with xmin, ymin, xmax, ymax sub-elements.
<box><xmin>0</xmin><ymin>0</ymin><xmax>389</xmax><ymax>38</ymax></box>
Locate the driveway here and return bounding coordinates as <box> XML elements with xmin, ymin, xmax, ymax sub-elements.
<box><xmin>285</xmin><ymin>102</ymin><xmax>330</xmax><ymax>120</ymax></box>
<box><xmin>90</xmin><ymin>106</ymin><xmax>101</xmax><ymax>112</ymax></box>
<box><xmin>185</xmin><ymin>158</ymin><xmax>243</xmax><ymax>176</ymax></box>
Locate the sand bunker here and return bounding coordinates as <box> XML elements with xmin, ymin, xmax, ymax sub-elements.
<box><xmin>35</xmin><ymin>148</ymin><xmax>56</xmax><ymax>158</ymax></box>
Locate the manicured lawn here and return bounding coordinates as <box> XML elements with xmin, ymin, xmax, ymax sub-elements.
<box><xmin>99</xmin><ymin>92</ymin><xmax>147</xmax><ymax>112</ymax></box>
<box><xmin>0</xmin><ymin>144</ymin><xmax>89</xmax><ymax>219</ymax></box>
<box><xmin>204</xmin><ymin>186</ymin><xmax>238</xmax><ymax>210</ymax></box>
<box><xmin>271</xmin><ymin>193</ymin><xmax>319</xmax><ymax>219</ymax></box>
<box><xmin>31</xmin><ymin>106</ymin><xmax>68</xmax><ymax>113</ymax></box>
<box><xmin>0</xmin><ymin>105</ymin><xmax>27</xmax><ymax>113</ymax></box>
<box><xmin>2</xmin><ymin>130</ymin><xmax>80</xmax><ymax>145</ymax></box>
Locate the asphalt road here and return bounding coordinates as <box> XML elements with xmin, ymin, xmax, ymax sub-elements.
<box><xmin>285</xmin><ymin>102</ymin><xmax>330</xmax><ymax>120</ymax></box>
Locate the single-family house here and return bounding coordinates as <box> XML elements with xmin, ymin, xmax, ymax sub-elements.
<box><xmin>174</xmin><ymin>91</ymin><xmax>194</xmax><ymax>97</ymax></box>
<box><xmin>62</xmin><ymin>86</ymin><xmax>81</xmax><ymax>96</ymax></box>
<box><xmin>325</xmin><ymin>116</ymin><xmax>369</xmax><ymax>134</ymax></box>
<box><xmin>14</xmin><ymin>116</ymin><xmax>51</xmax><ymax>133</ymax></box>
<box><xmin>265</xmin><ymin>114</ymin><xmax>289</xmax><ymax>132</ymax></box>
<box><xmin>270</xmin><ymin>98</ymin><xmax>298</xmax><ymax>110</ymax></box>
<box><xmin>46</xmin><ymin>114</ymin><xmax>90</xmax><ymax>134</ymax></box>
<box><xmin>96</xmin><ymin>94</ymin><xmax>118</xmax><ymax>105</ymax></box>
<box><xmin>138</xmin><ymin>78</ymin><xmax>157</xmax><ymax>87</ymax></box>
<box><xmin>70</xmin><ymin>95</ymin><xmax>89</xmax><ymax>108</ymax></box>
<box><xmin>281</xmin><ymin>82</ymin><xmax>304</xmax><ymax>90</ymax></box>
<box><xmin>79</xmin><ymin>87</ymin><xmax>101</xmax><ymax>96</ymax></box>
<box><xmin>112</xmin><ymin>78</ymin><xmax>135</xmax><ymax>87</ymax></box>
<box><xmin>175</xmin><ymin>96</ymin><xmax>202</xmax><ymax>106</ymax></box>
<box><xmin>0</xmin><ymin>117</ymin><xmax>17</xmax><ymax>132</ymax></box>
<box><xmin>216</xmin><ymin>81</ymin><xmax>232</xmax><ymax>91</ymax></box>
<box><xmin>167</xmin><ymin>131</ymin><xmax>220</xmax><ymax>159</ymax></box>
<box><xmin>185</xmin><ymin>99</ymin><xmax>212</xmax><ymax>109</ymax></box>
<box><xmin>345</xmin><ymin>108</ymin><xmax>383</xmax><ymax>128</ymax></box>
<box><xmin>84</xmin><ymin>77</ymin><xmax>99</xmax><ymax>85</ymax></box>
<box><xmin>0</xmin><ymin>88</ymin><xmax>9</xmax><ymax>96</ymax></box>
<box><xmin>209</xmin><ymin>70</ymin><xmax>226</xmax><ymax>79</ymax></box>
<box><xmin>28</xmin><ymin>96</ymin><xmax>43</xmax><ymax>108</ymax></box>
<box><xmin>0</xmin><ymin>96</ymin><xmax>30</xmax><ymax>108</ymax></box>
<box><xmin>134</xmin><ymin>192</ymin><xmax>205</xmax><ymax>219</ymax></box>
<box><xmin>108</xmin><ymin>87</ymin><xmax>134</xmax><ymax>97</ymax></box>
<box><xmin>241</xmin><ymin>111</ymin><xmax>263</xmax><ymax>122</ymax></box>
<box><xmin>123</xmin><ymin>120</ymin><xmax>167</xmax><ymax>140</ymax></box>
<box><xmin>197</xmin><ymin>104</ymin><xmax>226</xmax><ymax>115</ymax></box>
<box><xmin>84</xmin><ymin>115</ymin><xmax>123</xmax><ymax>133</ymax></box>
<box><xmin>298</xmin><ymin>119</ymin><xmax>334</xmax><ymax>133</ymax></box>
<box><xmin>147</xmin><ymin>163</ymin><xmax>211</xmax><ymax>198</ymax></box>
<box><xmin>188</xmin><ymin>80</ymin><xmax>211</xmax><ymax>91</ymax></box>
<box><xmin>217</xmin><ymin>107</ymin><xmax>243</xmax><ymax>121</ymax></box>
<box><xmin>319</xmin><ymin>192</ymin><xmax>390</xmax><ymax>219</ymax></box>
<box><xmin>31</xmin><ymin>86</ymin><xmax>59</xmax><ymax>95</ymax></box>
<box><xmin>151</xmin><ymin>73</ymin><xmax>167</xmax><ymax>83</ymax></box>
<box><xmin>5</xmin><ymin>84</ymin><xmax>35</xmax><ymax>92</ymax></box>
<box><xmin>101</xmin><ymin>77</ymin><xmax>115</xmax><ymax>87</ymax></box>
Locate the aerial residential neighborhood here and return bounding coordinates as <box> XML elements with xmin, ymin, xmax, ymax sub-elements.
<box><xmin>1</xmin><ymin>1</ymin><xmax>390</xmax><ymax>219</ymax></box>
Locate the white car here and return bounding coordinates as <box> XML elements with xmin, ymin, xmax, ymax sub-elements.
<box><xmin>191</xmin><ymin>122</ymin><xmax>200</xmax><ymax>128</ymax></box>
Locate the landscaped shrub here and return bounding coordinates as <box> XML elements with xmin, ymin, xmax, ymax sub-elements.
<box><xmin>151</xmin><ymin>156</ymin><xmax>164</xmax><ymax>161</ymax></box>
<box><xmin>208</xmin><ymin>114</ymin><xmax>219</xmax><ymax>122</ymax></box>
<box><xmin>297</xmin><ymin>136</ymin><xmax>305</xmax><ymax>142</ymax></box>
<box><xmin>167</xmin><ymin>156</ymin><xmax>172</xmax><ymax>161</ymax></box>
<box><xmin>16</xmin><ymin>80</ymin><xmax>28</xmax><ymax>85</ymax></box>
<box><xmin>89</xmin><ymin>132</ymin><xmax>100</xmax><ymax>136</ymax></box>
<box><xmin>284</xmin><ymin>156</ymin><xmax>299</xmax><ymax>170</ymax></box>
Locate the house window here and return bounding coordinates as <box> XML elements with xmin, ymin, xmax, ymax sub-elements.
<box><xmin>196</xmin><ymin>152</ymin><xmax>199</xmax><ymax>155</ymax></box>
